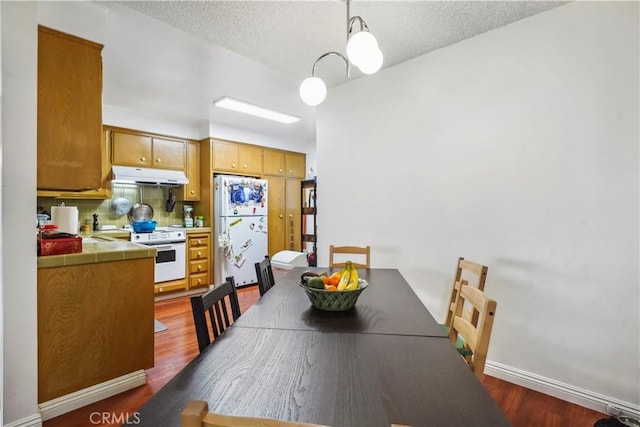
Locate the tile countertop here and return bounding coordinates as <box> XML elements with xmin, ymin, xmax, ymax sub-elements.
<box><xmin>89</xmin><ymin>227</ymin><xmax>212</xmax><ymax>238</ymax></box>
<box><xmin>37</xmin><ymin>235</ymin><xmax>156</xmax><ymax>269</ymax></box>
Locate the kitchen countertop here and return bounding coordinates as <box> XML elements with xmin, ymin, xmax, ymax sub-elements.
<box><xmin>37</xmin><ymin>235</ymin><xmax>156</xmax><ymax>269</ymax></box>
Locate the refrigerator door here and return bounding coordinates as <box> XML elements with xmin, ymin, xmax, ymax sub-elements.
<box><xmin>216</xmin><ymin>215</ymin><xmax>268</xmax><ymax>286</ymax></box>
<box><xmin>216</xmin><ymin>175</ymin><xmax>268</xmax><ymax>217</ymax></box>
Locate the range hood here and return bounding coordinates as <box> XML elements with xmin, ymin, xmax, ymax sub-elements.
<box><xmin>111</xmin><ymin>165</ymin><xmax>189</xmax><ymax>186</ymax></box>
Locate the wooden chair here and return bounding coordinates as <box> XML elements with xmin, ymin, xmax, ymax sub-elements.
<box><xmin>190</xmin><ymin>277</ymin><xmax>241</xmax><ymax>353</ymax></box>
<box><xmin>254</xmin><ymin>255</ymin><xmax>276</xmax><ymax>297</ymax></box>
<box><xmin>444</xmin><ymin>257</ymin><xmax>489</xmax><ymax>330</ymax></box>
<box><xmin>448</xmin><ymin>283</ymin><xmax>497</xmax><ymax>380</ymax></box>
<box><xmin>328</xmin><ymin>245</ymin><xmax>370</xmax><ymax>269</ymax></box>
<box><xmin>181</xmin><ymin>400</ymin><xmax>330</xmax><ymax>427</ymax></box>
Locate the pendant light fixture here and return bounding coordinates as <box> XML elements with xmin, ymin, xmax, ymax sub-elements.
<box><xmin>299</xmin><ymin>0</ymin><xmax>383</xmax><ymax>106</ymax></box>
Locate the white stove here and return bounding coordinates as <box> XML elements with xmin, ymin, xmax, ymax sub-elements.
<box><xmin>130</xmin><ymin>226</ymin><xmax>186</xmax><ymax>245</ymax></box>
<box><xmin>130</xmin><ymin>226</ymin><xmax>186</xmax><ymax>283</ymax></box>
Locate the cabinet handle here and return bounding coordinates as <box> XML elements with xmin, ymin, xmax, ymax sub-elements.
<box><xmin>279</xmin><ymin>168</ymin><xmax>283</xmax><ymax>173</ymax></box>
<box><xmin>197</xmin><ymin>251</ymin><xmax>202</xmax><ymax>257</ymax></box>
<box><xmin>279</xmin><ymin>214</ymin><xmax>283</xmax><ymax>219</ymax></box>
<box><xmin>140</xmin><ymin>157</ymin><xmax>146</xmax><ymax>162</ymax></box>
<box><xmin>288</xmin><ymin>169</ymin><xmax>293</xmax><ymax>174</ymax></box>
<box><xmin>197</xmin><ymin>239</ymin><xmax>202</xmax><ymax>245</ymax></box>
<box><xmin>231</xmin><ymin>163</ymin><xmax>237</xmax><ymax>168</ymax></box>
<box><xmin>156</xmin><ymin>158</ymin><xmax>161</xmax><ymax>163</ymax></box>
<box><xmin>158</xmin><ymin>287</ymin><xmax>163</xmax><ymax>292</ymax></box>
<box><xmin>243</xmin><ymin>164</ymin><xmax>248</xmax><ymax>169</ymax></box>
<box><xmin>190</xmin><ymin>190</ymin><xmax>195</xmax><ymax>194</ymax></box>
<box><xmin>197</xmin><ymin>265</ymin><xmax>202</xmax><ymax>271</ymax></box>
<box><xmin>197</xmin><ymin>279</ymin><xmax>202</xmax><ymax>285</ymax></box>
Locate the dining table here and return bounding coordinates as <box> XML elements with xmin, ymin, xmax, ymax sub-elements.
<box><xmin>128</xmin><ymin>267</ymin><xmax>510</xmax><ymax>427</ymax></box>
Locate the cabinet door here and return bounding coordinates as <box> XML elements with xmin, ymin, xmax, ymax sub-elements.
<box><xmin>238</xmin><ymin>144</ymin><xmax>263</xmax><ymax>175</ymax></box>
<box><xmin>111</xmin><ymin>131</ymin><xmax>152</xmax><ymax>167</ymax></box>
<box><xmin>177</xmin><ymin>140</ymin><xmax>200</xmax><ymax>201</ymax></box>
<box><xmin>211</xmin><ymin>140</ymin><xmax>239</xmax><ymax>172</ymax></box>
<box><xmin>37</xmin><ymin>26</ymin><xmax>103</xmax><ymax>191</ymax></box>
<box><xmin>285</xmin><ymin>179</ymin><xmax>302</xmax><ymax>252</ymax></box>
<box><xmin>266</xmin><ymin>176</ymin><xmax>286</xmax><ymax>256</ymax></box>
<box><xmin>263</xmin><ymin>148</ymin><xmax>285</xmax><ymax>176</ymax></box>
<box><xmin>285</xmin><ymin>153</ymin><xmax>306</xmax><ymax>178</ymax></box>
<box><xmin>152</xmin><ymin>137</ymin><xmax>186</xmax><ymax>170</ymax></box>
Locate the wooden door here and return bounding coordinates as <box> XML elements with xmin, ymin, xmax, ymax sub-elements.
<box><xmin>152</xmin><ymin>137</ymin><xmax>186</xmax><ymax>170</ymax></box>
<box><xmin>263</xmin><ymin>148</ymin><xmax>285</xmax><ymax>176</ymax></box>
<box><xmin>238</xmin><ymin>144</ymin><xmax>263</xmax><ymax>175</ymax></box>
<box><xmin>285</xmin><ymin>153</ymin><xmax>306</xmax><ymax>178</ymax></box>
<box><xmin>111</xmin><ymin>131</ymin><xmax>152</xmax><ymax>167</ymax></box>
<box><xmin>211</xmin><ymin>140</ymin><xmax>239</xmax><ymax>172</ymax></box>
<box><xmin>285</xmin><ymin>178</ymin><xmax>302</xmax><ymax>252</ymax></box>
<box><xmin>266</xmin><ymin>176</ymin><xmax>286</xmax><ymax>256</ymax></box>
<box><xmin>178</xmin><ymin>140</ymin><xmax>200</xmax><ymax>201</ymax></box>
<box><xmin>37</xmin><ymin>26</ymin><xmax>103</xmax><ymax>191</ymax></box>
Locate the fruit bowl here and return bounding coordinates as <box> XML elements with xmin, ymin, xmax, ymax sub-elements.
<box><xmin>298</xmin><ymin>279</ymin><xmax>368</xmax><ymax>311</ymax></box>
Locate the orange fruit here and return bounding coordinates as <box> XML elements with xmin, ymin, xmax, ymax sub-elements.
<box><xmin>324</xmin><ymin>285</ymin><xmax>337</xmax><ymax>291</ymax></box>
<box><xmin>321</xmin><ymin>276</ymin><xmax>330</xmax><ymax>285</ymax></box>
<box><xmin>328</xmin><ymin>272</ymin><xmax>342</xmax><ymax>287</ymax></box>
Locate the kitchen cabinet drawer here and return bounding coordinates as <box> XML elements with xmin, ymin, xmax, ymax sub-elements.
<box><xmin>155</xmin><ymin>279</ymin><xmax>187</xmax><ymax>294</ymax></box>
<box><xmin>189</xmin><ymin>236</ymin><xmax>209</xmax><ymax>248</ymax></box>
<box><xmin>189</xmin><ymin>273</ymin><xmax>210</xmax><ymax>289</ymax></box>
<box><xmin>189</xmin><ymin>245</ymin><xmax>209</xmax><ymax>261</ymax></box>
<box><xmin>189</xmin><ymin>259</ymin><xmax>208</xmax><ymax>275</ymax></box>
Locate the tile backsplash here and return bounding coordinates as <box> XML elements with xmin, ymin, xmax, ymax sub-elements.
<box><xmin>37</xmin><ymin>184</ymin><xmax>192</xmax><ymax>230</ymax></box>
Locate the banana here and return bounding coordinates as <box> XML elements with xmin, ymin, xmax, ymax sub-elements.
<box><xmin>338</xmin><ymin>261</ymin><xmax>359</xmax><ymax>290</ymax></box>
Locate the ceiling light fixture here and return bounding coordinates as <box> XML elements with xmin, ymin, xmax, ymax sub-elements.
<box><xmin>213</xmin><ymin>97</ymin><xmax>300</xmax><ymax>124</ymax></box>
<box><xmin>299</xmin><ymin>0</ymin><xmax>383</xmax><ymax>106</ymax></box>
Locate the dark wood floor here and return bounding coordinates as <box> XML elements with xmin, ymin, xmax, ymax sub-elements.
<box><xmin>44</xmin><ymin>285</ymin><xmax>606</xmax><ymax>427</ymax></box>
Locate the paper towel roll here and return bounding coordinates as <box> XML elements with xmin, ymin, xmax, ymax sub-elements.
<box><xmin>51</xmin><ymin>206</ymin><xmax>79</xmax><ymax>235</ymax></box>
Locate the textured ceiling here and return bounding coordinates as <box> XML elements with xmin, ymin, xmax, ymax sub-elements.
<box><xmin>119</xmin><ymin>1</ymin><xmax>568</xmax><ymax>87</ymax></box>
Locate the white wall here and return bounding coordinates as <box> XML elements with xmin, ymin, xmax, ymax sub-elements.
<box><xmin>317</xmin><ymin>1</ymin><xmax>639</xmax><ymax>413</ymax></box>
<box><xmin>1</xmin><ymin>2</ymin><xmax>39</xmax><ymax>425</ymax></box>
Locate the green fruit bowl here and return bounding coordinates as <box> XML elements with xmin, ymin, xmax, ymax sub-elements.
<box><xmin>298</xmin><ymin>279</ymin><xmax>368</xmax><ymax>311</ymax></box>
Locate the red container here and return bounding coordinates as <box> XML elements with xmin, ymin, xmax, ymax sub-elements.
<box><xmin>38</xmin><ymin>236</ymin><xmax>83</xmax><ymax>256</ymax></box>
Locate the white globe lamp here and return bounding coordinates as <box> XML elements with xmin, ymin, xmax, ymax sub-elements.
<box><xmin>346</xmin><ymin>31</ymin><xmax>379</xmax><ymax>67</ymax></box>
<box><xmin>299</xmin><ymin>77</ymin><xmax>327</xmax><ymax>106</ymax></box>
<box><xmin>357</xmin><ymin>47</ymin><xmax>383</xmax><ymax>75</ymax></box>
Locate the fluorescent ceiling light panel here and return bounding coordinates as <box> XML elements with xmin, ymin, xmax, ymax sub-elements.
<box><xmin>213</xmin><ymin>97</ymin><xmax>300</xmax><ymax>124</ymax></box>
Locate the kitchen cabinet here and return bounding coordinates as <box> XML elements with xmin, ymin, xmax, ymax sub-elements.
<box><xmin>37</xmin><ymin>26</ymin><xmax>103</xmax><ymax>191</ymax></box>
<box><xmin>265</xmin><ymin>176</ymin><xmax>301</xmax><ymax>256</ymax></box>
<box><xmin>37</xmin><ymin>128</ymin><xmax>113</xmax><ymax>199</ymax></box>
<box><xmin>111</xmin><ymin>128</ymin><xmax>186</xmax><ymax>171</ymax></box>
<box><xmin>177</xmin><ymin>140</ymin><xmax>200</xmax><ymax>201</ymax></box>
<box><xmin>211</xmin><ymin>139</ymin><xmax>263</xmax><ymax>175</ymax></box>
<box><xmin>187</xmin><ymin>233</ymin><xmax>211</xmax><ymax>289</ymax></box>
<box><xmin>38</xmin><ymin>257</ymin><xmax>154</xmax><ymax>403</ymax></box>
<box><xmin>263</xmin><ymin>149</ymin><xmax>306</xmax><ymax>178</ymax></box>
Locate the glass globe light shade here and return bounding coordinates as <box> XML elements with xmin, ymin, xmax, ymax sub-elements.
<box><xmin>346</xmin><ymin>31</ymin><xmax>379</xmax><ymax>67</ymax></box>
<box><xmin>357</xmin><ymin>47</ymin><xmax>383</xmax><ymax>75</ymax></box>
<box><xmin>299</xmin><ymin>77</ymin><xmax>327</xmax><ymax>106</ymax></box>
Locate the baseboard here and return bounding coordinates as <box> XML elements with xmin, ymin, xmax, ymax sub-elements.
<box><xmin>3</xmin><ymin>413</ymin><xmax>43</xmax><ymax>427</ymax></box>
<box><xmin>485</xmin><ymin>360</ymin><xmax>640</xmax><ymax>418</ymax></box>
<box><xmin>38</xmin><ymin>370</ymin><xmax>147</xmax><ymax>421</ymax></box>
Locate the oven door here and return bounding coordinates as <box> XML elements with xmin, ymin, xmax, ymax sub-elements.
<box><xmin>152</xmin><ymin>241</ymin><xmax>186</xmax><ymax>283</ymax></box>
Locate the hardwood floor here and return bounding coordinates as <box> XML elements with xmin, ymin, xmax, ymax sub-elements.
<box><xmin>44</xmin><ymin>285</ymin><xmax>606</xmax><ymax>427</ymax></box>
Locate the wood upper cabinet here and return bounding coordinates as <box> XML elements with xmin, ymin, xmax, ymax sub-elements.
<box><xmin>111</xmin><ymin>129</ymin><xmax>186</xmax><ymax>171</ymax></box>
<box><xmin>263</xmin><ymin>149</ymin><xmax>306</xmax><ymax>179</ymax></box>
<box><xmin>177</xmin><ymin>140</ymin><xmax>200</xmax><ymax>201</ymax></box>
<box><xmin>37</xmin><ymin>26</ymin><xmax>103</xmax><ymax>191</ymax></box>
<box><xmin>285</xmin><ymin>153</ymin><xmax>306</xmax><ymax>178</ymax></box>
<box><xmin>212</xmin><ymin>139</ymin><xmax>262</xmax><ymax>175</ymax></box>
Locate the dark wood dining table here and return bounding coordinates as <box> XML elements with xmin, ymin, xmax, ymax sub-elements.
<box><xmin>128</xmin><ymin>268</ymin><xmax>510</xmax><ymax>427</ymax></box>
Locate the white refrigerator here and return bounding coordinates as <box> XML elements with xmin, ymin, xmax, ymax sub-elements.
<box><xmin>214</xmin><ymin>175</ymin><xmax>268</xmax><ymax>287</ymax></box>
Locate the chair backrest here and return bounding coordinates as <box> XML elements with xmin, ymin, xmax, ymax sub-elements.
<box><xmin>444</xmin><ymin>257</ymin><xmax>488</xmax><ymax>329</ymax></box>
<box><xmin>329</xmin><ymin>245</ymin><xmax>370</xmax><ymax>269</ymax></box>
<box><xmin>448</xmin><ymin>283</ymin><xmax>497</xmax><ymax>380</ymax></box>
<box><xmin>182</xmin><ymin>400</ymin><xmax>330</xmax><ymax>427</ymax></box>
<box><xmin>255</xmin><ymin>255</ymin><xmax>276</xmax><ymax>296</ymax></box>
<box><xmin>190</xmin><ymin>277</ymin><xmax>241</xmax><ymax>353</ymax></box>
